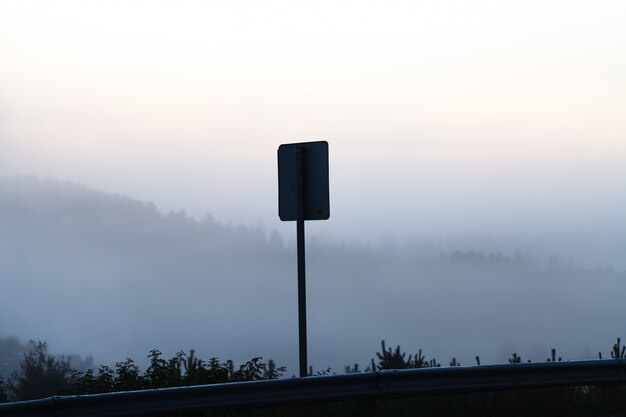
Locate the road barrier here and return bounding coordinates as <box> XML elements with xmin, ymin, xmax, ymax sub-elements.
<box><xmin>1</xmin><ymin>360</ymin><xmax>624</xmax><ymax>417</ymax></box>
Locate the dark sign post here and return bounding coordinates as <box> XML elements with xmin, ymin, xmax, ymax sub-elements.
<box><xmin>278</xmin><ymin>141</ymin><xmax>329</xmax><ymax>378</ymax></box>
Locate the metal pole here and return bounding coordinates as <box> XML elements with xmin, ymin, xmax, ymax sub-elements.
<box><xmin>295</xmin><ymin>147</ymin><xmax>307</xmax><ymax>378</ymax></box>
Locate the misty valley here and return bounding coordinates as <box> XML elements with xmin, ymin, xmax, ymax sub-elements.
<box><xmin>1</xmin><ymin>175</ymin><xmax>624</xmax><ymax>382</ymax></box>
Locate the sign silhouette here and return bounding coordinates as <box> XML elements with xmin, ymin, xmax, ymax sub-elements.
<box><xmin>277</xmin><ymin>140</ymin><xmax>330</xmax><ymax>378</ymax></box>
<box><xmin>278</xmin><ymin>141</ymin><xmax>329</xmax><ymax>221</ymax></box>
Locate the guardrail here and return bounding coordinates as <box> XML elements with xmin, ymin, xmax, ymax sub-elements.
<box><xmin>1</xmin><ymin>360</ymin><xmax>624</xmax><ymax>417</ymax></box>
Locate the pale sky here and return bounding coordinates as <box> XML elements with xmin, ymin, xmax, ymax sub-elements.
<box><xmin>1</xmin><ymin>0</ymin><xmax>625</xmax><ymax>240</ymax></box>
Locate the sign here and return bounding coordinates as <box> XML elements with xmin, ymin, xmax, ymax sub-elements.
<box><xmin>278</xmin><ymin>141</ymin><xmax>330</xmax><ymax>221</ymax></box>
<box><xmin>277</xmin><ymin>140</ymin><xmax>330</xmax><ymax>378</ymax></box>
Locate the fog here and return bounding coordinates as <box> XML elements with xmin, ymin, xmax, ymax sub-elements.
<box><xmin>2</xmin><ymin>1</ymin><xmax>625</xmax><ymax>243</ymax></box>
<box><xmin>1</xmin><ymin>0</ymin><xmax>625</xmax><ymax>375</ymax></box>
<box><xmin>1</xmin><ymin>176</ymin><xmax>624</xmax><ymax>374</ymax></box>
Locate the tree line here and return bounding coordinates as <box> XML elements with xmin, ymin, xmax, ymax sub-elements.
<box><xmin>1</xmin><ymin>337</ymin><xmax>625</xmax><ymax>404</ymax></box>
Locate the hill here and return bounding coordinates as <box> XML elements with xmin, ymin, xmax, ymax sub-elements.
<box><xmin>1</xmin><ymin>175</ymin><xmax>624</xmax><ymax>373</ymax></box>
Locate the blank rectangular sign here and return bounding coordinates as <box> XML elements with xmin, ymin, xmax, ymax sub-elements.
<box><xmin>278</xmin><ymin>141</ymin><xmax>330</xmax><ymax>221</ymax></box>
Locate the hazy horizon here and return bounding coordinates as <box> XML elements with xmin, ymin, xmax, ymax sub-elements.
<box><xmin>2</xmin><ymin>173</ymin><xmax>624</xmax><ymax>271</ymax></box>
<box><xmin>1</xmin><ymin>176</ymin><xmax>624</xmax><ymax>375</ymax></box>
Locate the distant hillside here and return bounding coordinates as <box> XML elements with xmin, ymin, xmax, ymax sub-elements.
<box><xmin>0</xmin><ymin>176</ymin><xmax>296</xmax><ymax>368</ymax></box>
<box><xmin>0</xmin><ymin>175</ymin><xmax>284</xmax><ymax>259</ymax></box>
<box><xmin>1</xmin><ymin>175</ymin><xmax>624</xmax><ymax>373</ymax></box>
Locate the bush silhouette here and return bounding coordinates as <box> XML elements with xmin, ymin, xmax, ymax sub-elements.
<box><xmin>7</xmin><ymin>341</ymin><xmax>73</xmax><ymax>401</ymax></box>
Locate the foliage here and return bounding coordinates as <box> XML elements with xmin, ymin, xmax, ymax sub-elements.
<box><xmin>144</xmin><ymin>349</ymin><xmax>184</xmax><ymax>388</ymax></box>
<box><xmin>344</xmin><ymin>363</ymin><xmax>360</xmax><ymax>373</ymax></box>
<box><xmin>611</xmin><ymin>337</ymin><xmax>625</xmax><ymax>359</ymax></box>
<box><xmin>310</xmin><ymin>367</ymin><xmax>333</xmax><ymax>376</ymax></box>
<box><xmin>0</xmin><ymin>342</ymin><xmax>283</xmax><ymax>402</ymax></box>
<box><xmin>370</xmin><ymin>340</ymin><xmax>411</xmax><ymax>370</ymax></box>
<box><xmin>508</xmin><ymin>353</ymin><xmax>522</xmax><ymax>364</ymax></box>
<box><xmin>67</xmin><ymin>350</ymin><xmax>284</xmax><ymax>396</ymax></box>
<box><xmin>369</xmin><ymin>340</ymin><xmax>439</xmax><ymax>370</ymax></box>
<box><xmin>230</xmin><ymin>358</ymin><xmax>267</xmax><ymax>382</ymax></box>
<box><xmin>0</xmin><ymin>376</ymin><xmax>7</xmax><ymax>403</ymax></box>
<box><xmin>6</xmin><ymin>341</ymin><xmax>73</xmax><ymax>401</ymax></box>
<box><xmin>262</xmin><ymin>359</ymin><xmax>286</xmax><ymax>380</ymax></box>
<box><xmin>547</xmin><ymin>348</ymin><xmax>562</xmax><ymax>362</ymax></box>
<box><xmin>2</xmin><ymin>329</ymin><xmax>626</xmax><ymax>417</ymax></box>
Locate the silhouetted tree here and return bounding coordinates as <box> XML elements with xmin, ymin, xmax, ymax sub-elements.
<box><xmin>70</xmin><ymin>367</ymin><xmax>114</xmax><ymax>395</ymax></box>
<box><xmin>262</xmin><ymin>359</ymin><xmax>286</xmax><ymax>379</ymax></box>
<box><xmin>0</xmin><ymin>376</ymin><xmax>7</xmax><ymax>403</ymax></box>
<box><xmin>370</xmin><ymin>340</ymin><xmax>439</xmax><ymax>370</ymax></box>
<box><xmin>112</xmin><ymin>359</ymin><xmax>143</xmax><ymax>391</ymax></box>
<box><xmin>412</xmin><ymin>349</ymin><xmax>428</xmax><ymax>368</ymax></box>
<box><xmin>611</xmin><ymin>338</ymin><xmax>625</xmax><ymax>359</ymax></box>
<box><xmin>547</xmin><ymin>348</ymin><xmax>562</xmax><ymax>362</ymax></box>
<box><xmin>144</xmin><ymin>349</ymin><xmax>183</xmax><ymax>388</ymax></box>
<box><xmin>229</xmin><ymin>357</ymin><xmax>266</xmax><ymax>382</ymax></box>
<box><xmin>371</xmin><ymin>340</ymin><xmax>412</xmax><ymax>370</ymax></box>
<box><xmin>181</xmin><ymin>349</ymin><xmax>199</xmax><ymax>380</ymax></box>
<box><xmin>344</xmin><ymin>363</ymin><xmax>360</xmax><ymax>373</ymax></box>
<box><xmin>7</xmin><ymin>341</ymin><xmax>73</xmax><ymax>401</ymax></box>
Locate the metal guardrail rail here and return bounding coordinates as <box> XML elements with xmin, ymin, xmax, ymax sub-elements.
<box><xmin>1</xmin><ymin>360</ymin><xmax>624</xmax><ymax>417</ymax></box>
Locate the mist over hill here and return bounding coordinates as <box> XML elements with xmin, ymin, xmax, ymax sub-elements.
<box><xmin>1</xmin><ymin>175</ymin><xmax>624</xmax><ymax>373</ymax></box>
